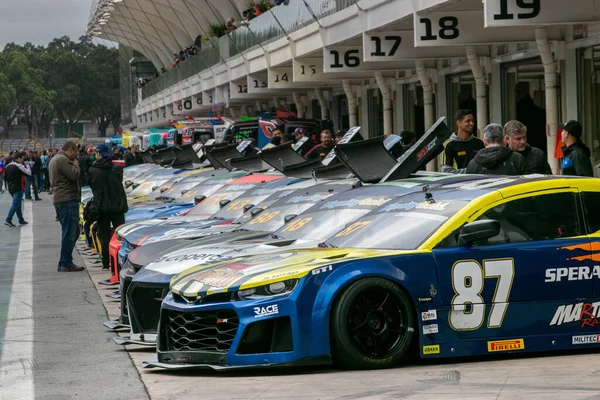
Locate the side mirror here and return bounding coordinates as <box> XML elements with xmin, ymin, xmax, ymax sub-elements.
<box><xmin>160</xmin><ymin>187</ymin><xmax>169</xmax><ymax>193</ymax></box>
<box><xmin>219</xmin><ymin>199</ymin><xmax>231</xmax><ymax>209</ymax></box>
<box><xmin>132</xmin><ymin>183</ymin><xmax>140</xmax><ymax>189</ymax></box>
<box><xmin>284</xmin><ymin>214</ymin><xmax>297</xmax><ymax>224</ymax></box>
<box><xmin>251</xmin><ymin>208</ymin><xmax>265</xmax><ymax>218</ymax></box>
<box><xmin>124</xmin><ymin>180</ymin><xmax>133</xmax><ymax>188</ymax></box>
<box><xmin>243</xmin><ymin>203</ymin><xmax>255</xmax><ymax>213</ymax></box>
<box><xmin>194</xmin><ymin>195</ymin><xmax>206</xmax><ymax>205</ymax></box>
<box><xmin>152</xmin><ymin>186</ymin><xmax>159</xmax><ymax>191</ymax></box>
<box><xmin>181</xmin><ymin>189</ymin><xmax>189</xmax><ymax>195</ymax></box>
<box><xmin>458</xmin><ymin>220</ymin><xmax>500</xmax><ymax>246</ymax></box>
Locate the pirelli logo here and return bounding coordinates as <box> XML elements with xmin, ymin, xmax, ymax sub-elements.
<box><xmin>487</xmin><ymin>339</ymin><xmax>525</xmax><ymax>352</ymax></box>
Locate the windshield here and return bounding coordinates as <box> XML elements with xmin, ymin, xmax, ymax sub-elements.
<box><xmin>129</xmin><ymin>179</ymin><xmax>169</xmax><ymax>196</ymax></box>
<box><xmin>158</xmin><ymin>181</ymin><xmax>206</xmax><ymax>201</ymax></box>
<box><xmin>186</xmin><ymin>184</ymin><xmax>257</xmax><ymax>217</ymax></box>
<box><xmin>271</xmin><ymin>196</ymin><xmax>394</xmax><ymax>240</ymax></box>
<box><xmin>238</xmin><ymin>202</ymin><xmax>320</xmax><ymax>232</ymax></box>
<box><xmin>325</xmin><ymin>199</ymin><xmax>468</xmax><ymax>250</ymax></box>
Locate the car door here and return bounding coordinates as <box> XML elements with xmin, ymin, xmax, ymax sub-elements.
<box><xmin>432</xmin><ymin>189</ymin><xmax>593</xmax><ymax>348</ymax></box>
<box><xmin>581</xmin><ymin>191</ymin><xmax>600</xmax><ymax>298</ymax></box>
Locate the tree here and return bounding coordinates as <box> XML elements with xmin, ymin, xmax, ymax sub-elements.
<box><xmin>0</xmin><ymin>72</ymin><xmax>17</xmax><ymax>138</ymax></box>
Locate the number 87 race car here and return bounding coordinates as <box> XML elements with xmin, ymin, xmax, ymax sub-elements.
<box><xmin>144</xmin><ymin>175</ymin><xmax>600</xmax><ymax>370</ymax></box>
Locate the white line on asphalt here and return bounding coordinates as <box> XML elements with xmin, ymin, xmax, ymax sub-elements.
<box><xmin>0</xmin><ymin>202</ymin><xmax>34</xmax><ymax>399</ymax></box>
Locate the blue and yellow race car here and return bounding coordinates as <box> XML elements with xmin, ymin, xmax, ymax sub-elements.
<box><xmin>144</xmin><ymin>175</ymin><xmax>600</xmax><ymax>370</ymax></box>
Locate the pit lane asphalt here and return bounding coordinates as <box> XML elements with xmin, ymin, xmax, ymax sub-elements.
<box><xmin>0</xmin><ymin>195</ymin><xmax>148</xmax><ymax>399</ymax></box>
<box><xmin>5</xmin><ymin>197</ymin><xmax>600</xmax><ymax>400</ymax></box>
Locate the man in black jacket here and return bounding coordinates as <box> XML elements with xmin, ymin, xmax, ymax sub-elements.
<box><xmin>89</xmin><ymin>144</ymin><xmax>129</xmax><ymax>270</ymax></box>
<box><xmin>504</xmin><ymin>120</ymin><xmax>553</xmax><ymax>174</ymax></box>
<box><xmin>4</xmin><ymin>152</ymin><xmax>31</xmax><ymax>227</ymax></box>
<box><xmin>560</xmin><ymin>120</ymin><xmax>594</xmax><ymax>177</ymax></box>
<box><xmin>124</xmin><ymin>144</ymin><xmax>143</xmax><ymax>167</ymax></box>
<box><xmin>467</xmin><ymin>123</ymin><xmax>527</xmax><ymax>176</ymax></box>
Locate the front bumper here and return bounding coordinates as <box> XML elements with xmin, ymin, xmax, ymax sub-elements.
<box><xmin>109</xmin><ymin>234</ymin><xmax>123</xmax><ymax>270</ymax></box>
<box><xmin>125</xmin><ymin>281</ymin><xmax>169</xmax><ymax>345</ymax></box>
<box><xmin>150</xmin><ymin>290</ymin><xmax>329</xmax><ymax>369</ymax></box>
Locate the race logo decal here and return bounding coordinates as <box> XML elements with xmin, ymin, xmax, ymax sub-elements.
<box><xmin>550</xmin><ymin>302</ymin><xmax>600</xmax><ymax>327</ymax></box>
<box><xmin>421</xmin><ymin>310</ymin><xmax>437</xmax><ymax>321</ymax></box>
<box><xmin>422</xmin><ymin>345</ymin><xmax>440</xmax><ymax>355</ymax></box>
<box><xmin>572</xmin><ymin>335</ymin><xmax>600</xmax><ymax>345</ymax></box>
<box><xmin>487</xmin><ymin>339</ymin><xmax>524</xmax><ymax>352</ymax></box>
<box><xmin>254</xmin><ymin>304</ymin><xmax>279</xmax><ymax>318</ymax></box>
<box><xmin>556</xmin><ymin>242</ymin><xmax>600</xmax><ymax>263</ymax></box>
<box><xmin>423</xmin><ymin>324</ymin><xmax>438</xmax><ymax>335</ymax></box>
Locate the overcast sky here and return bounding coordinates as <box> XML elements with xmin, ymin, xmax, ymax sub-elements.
<box><xmin>0</xmin><ymin>0</ymin><xmax>102</xmax><ymax>50</ymax></box>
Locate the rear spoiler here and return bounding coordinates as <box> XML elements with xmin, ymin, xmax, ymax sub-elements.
<box><xmin>334</xmin><ymin>136</ymin><xmax>397</xmax><ymax>183</ymax></box>
<box><xmin>260</xmin><ymin>127</ymin><xmax>363</xmax><ymax>179</ymax></box>
<box><xmin>203</xmin><ymin>143</ymin><xmax>237</xmax><ymax>169</ymax></box>
<box><xmin>227</xmin><ymin>153</ymin><xmax>272</xmax><ymax>173</ymax></box>
<box><xmin>171</xmin><ymin>144</ymin><xmax>205</xmax><ymax>169</ymax></box>
<box><xmin>139</xmin><ymin>151</ymin><xmax>154</xmax><ymax>164</ymax></box>
<box><xmin>381</xmin><ymin>117</ymin><xmax>452</xmax><ymax>182</ymax></box>
<box><xmin>151</xmin><ymin>147</ymin><xmax>176</xmax><ymax>166</ymax></box>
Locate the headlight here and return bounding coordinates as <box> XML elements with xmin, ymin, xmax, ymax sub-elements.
<box><xmin>236</xmin><ymin>279</ymin><xmax>298</xmax><ymax>301</ymax></box>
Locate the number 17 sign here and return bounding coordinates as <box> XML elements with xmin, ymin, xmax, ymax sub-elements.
<box><xmin>484</xmin><ymin>0</ymin><xmax>600</xmax><ymax>27</ymax></box>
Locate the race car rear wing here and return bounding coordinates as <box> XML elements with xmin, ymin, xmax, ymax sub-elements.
<box><xmin>227</xmin><ymin>153</ymin><xmax>272</xmax><ymax>173</ymax></box>
<box><xmin>171</xmin><ymin>144</ymin><xmax>206</xmax><ymax>169</ymax></box>
<box><xmin>151</xmin><ymin>147</ymin><xmax>176</xmax><ymax>166</ymax></box>
<box><xmin>381</xmin><ymin>117</ymin><xmax>452</xmax><ymax>182</ymax></box>
<box><xmin>334</xmin><ymin>136</ymin><xmax>398</xmax><ymax>183</ymax></box>
<box><xmin>203</xmin><ymin>143</ymin><xmax>238</xmax><ymax>169</ymax></box>
<box><xmin>140</xmin><ymin>151</ymin><xmax>154</xmax><ymax>164</ymax></box>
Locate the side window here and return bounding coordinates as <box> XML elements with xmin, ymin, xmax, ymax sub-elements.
<box><xmin>582</xmin><ymin>192</ymin><xmax>600</xmax><ymax>234</ymax></box>
<box><xmin>477</xmin><ymin>192</ymin><xmax>581</xmax><ymax>245</ymax></box>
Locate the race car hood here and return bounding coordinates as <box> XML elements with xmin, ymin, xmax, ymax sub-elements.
<box><xmin>116</xmin><ymin>215</ymin><xmax>213</xmax><ymax>239</ymax></box>
<box><xmin>125</xmin><ymin>218</ymin><xmax>234</xmax><ymax>246</ymax></box>
<box><xmin>144</xmin><ymin>237</ymin><xmax>321</xmax><ymax>277</ymax></box>
<box><xmin>124</xmin><ymin>203</ymin><xmax>195</xmax><ymax>222</ymax></box>
<box><xmin>170</xmin><ymin>248</ymin><xmax>420</xmax><ymax>298</ymax></box>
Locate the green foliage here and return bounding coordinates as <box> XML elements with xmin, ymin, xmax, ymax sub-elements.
<box><xmin>0</xmin><ymin>36</ymin><xmax>120</xmax><ymax>138</ymax></box>
<box><xmin>247</xmin><ymin>1</ymin><xmax>274</xmax><ymax>12</ymax></box>
<box><xmin>209</xmin><ymin>24</ymin><xmax>227</xmax><ymax>38</ymax></box>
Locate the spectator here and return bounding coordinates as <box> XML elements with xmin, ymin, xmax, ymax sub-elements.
<box><xmin>124</xmin><ymin>144</ymin><xmax>144</xmax><ymax>167</ymax></box>
<box><xmin>292</xmin><ymin>127</ymin><xmax>315</xmax><ymax>156</ymax></box>
<box><xmin>335</xmin><ymin>131</ymin><xmax>344</xmax><ymax>143</ymax></box>
<box><xmin>40</xmin><ymin>150</ymin><xmax>50</xmax><ymax>191</ymax></box>
<box><xmin>504</xmin><ymin>120</ymin><xmax>552</xmax><ymax>175</ymax></box>
<box><xmin>49</xmin><ymin>141</ymin><xmax>83</xmax><ymax>272</ymax></box>
<box><xmin>24</xmin><ymin>151</ymin><xmax>41</xmax><ymax>201</ymax></box>
<box><xmin>560</xmin><ymin>120</ymin><xmax>594</xmax><ymax>177</ymax></box>
<box><xmin>77</xmin><ymin>147</ymin><xmax>93</xmax><ymax>187</ymax></box>
<box><xmin>4</xmin><ymin>152</ymin><xmax>31</xmax><ymax>227</ymax></box>
<box><xmin>87</xmin><ymin>147</ymin><xmax>96</xmax><ymax>163</ymax></box>
<box><xmin>0</xmin><ymin>156</ymin><xmax>4</xmax><ymax>194</ymax></box>
<box><xmin>306</xmin><ymin>130</ymin><xmax>335</xmax><ymax>159</ymax></box>
<box><xmin>226</xmin><ymin>17</ymin><xmax>237</xmax><ymax>32</ymax></box>
<box><xmin>89</xmin><ymin>144</ymin><xmax>128</xmax><ymax>271</ymax></box>
<box><xmin>466</xmin><ymin>123</ymin><xmax>527</xmax><ymax>176</ymax></box>
<box><xmin>253</xmin><ymin>3</ymin><xmax>263</xmax><ymax>16</ymax></box>
<box><xmin>442</xmin><ymin>109</ymin><xmax>484</xmax><ymax>174</ymax></box>
<box><xmin>241</xmin><ymin>10</ymin><xmax>252</xmax><ymax>25</ymax></box>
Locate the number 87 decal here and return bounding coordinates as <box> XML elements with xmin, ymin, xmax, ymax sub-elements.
<box><xmin>449</xmin><ymin>259</ymin><xmax>514</xmax><ymax>331</ymax></box>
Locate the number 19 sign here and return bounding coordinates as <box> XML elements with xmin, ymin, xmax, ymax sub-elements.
<box><xmin>485</xmin><ymin>0</ymin><xmax>600</xmax><ymax>27</ymax></box>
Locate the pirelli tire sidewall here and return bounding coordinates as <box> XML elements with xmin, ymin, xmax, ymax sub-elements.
<box><xmin>330</xmin><ymin>277</ymin><xmax>416</xmax><ymax>370</ymax></box>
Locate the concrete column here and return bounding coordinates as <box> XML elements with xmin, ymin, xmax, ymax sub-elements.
<box><xmin>416</xmin><ymin>61</ymin><xmax>436</xmax><ymax>171</ymax></box>
<box><xmin>315</xmin><ymin>89</ymin><xmax>329</xmax><ymax>119</ymax></box>
<box><xmin>343</xmin><ymin>80</ymin><xmax>359</xmax><ymax>127</ymax></box>
<box><xmin>466</xmin><ymin>46</ymin><xmax>489</xmax><ymax>132</ymax></box>
<box><xmin>374</xmin><ymin>72</ymin><xmax>393</xmax><ymax>135</ymax></box>
<box><xmin>292</xmin><ymin>92</ymin><xmax>305</xmax><ymax>118</ymax></box>
<box><xmin>535</xmin><ymin>28</ymin><xmax>560</xmax><ymax>174</ymax></box>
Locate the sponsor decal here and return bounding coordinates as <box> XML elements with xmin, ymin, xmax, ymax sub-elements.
<box><xmin>421</xmin><ymin>310</ymin><xmax>437</xmax><ymax>321</ymax></box>
<box><xmin>226</xmin><ymin>184</ymin><xmax>257</xmax><ymax>192</ymax></box>
<box><xmin>320</xmin><ymin>197</ymin><xmax>392</xmax><ymax>210</ymax></box>
<box><xmin>286</xmin><ymin>194</ymin><xmax>329</xmax><ymax>204</ymax></box>
<box><xmin>550</xmin><ymin>302</ymin><xmax>600</xmax><ymax>327</ymax></box>
<box><xmin>417</xmin><ymin>138</ymin><xmax>437</xmax><ymax>162</ymax></box>
<box><xmin>254</xmin><ymin>304</ymin><xmax>279</xmax><ymax>318</ymax></box>
<box><xmin>545</xmin><ymin>266</ymin><xmax>600</xmax><ymax>282</ymax></box>
<box><xmin>261</xmin><ymin>270</ymin><xmax>299</xmax><ymax>281</ymax></box>
<box><xmin>572</xmin><ymin>334</ymin><xmax>600</xmax><ymax>345</ymax></box>
<box><xmin>487</xmin><ymin>339</ymin><xmax>524</xmax><ymax>352</ymax></box>
<box><xmin>157</xmin><ymin>253</ymin><xmax>231</xmax><ymax>264</ymax></box>
<box><xmin>311</xmin><ymin>265</ymin><xmax>333</xmax><ymax>275</ymax></box>
<box><xmin>423</xmin><ymin>324</ymin><xmax>438</xmax><ymax>335</ymax></box>
<box><xmin>418</xmin><ymin>297</ymin><xmax>433</xmax><ymax>303</ymax></box>
<box><xmin>393</xmin><ymin>212</ymin><xmax>448</xmax><ymax>222</ymax></box>
<box><xmin>187</xmin><ymin>268</ymin><xmax>243</xmax><ymax>288</ymax></box>
<box><xmin>422</xmin><ymin>345</ymin><xmax>440</xmax><ymax>355</ymax></box>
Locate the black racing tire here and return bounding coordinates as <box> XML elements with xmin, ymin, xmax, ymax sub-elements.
<box><xmin>330</xmin><ymin>277</ymin><xmax>416</xmax><ymax>370</ymax></box>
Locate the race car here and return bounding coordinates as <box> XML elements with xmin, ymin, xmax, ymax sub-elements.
<box><xmin>113</xmin><ymin>179</ymin><xmax>359</xmax><ymax>343</ymax></box>
<box><xmin>144</xmin><ymin>175</ymin><xmax>600</xmax><ymax>370</ymax></box>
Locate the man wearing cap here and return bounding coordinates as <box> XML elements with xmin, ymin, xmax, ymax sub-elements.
<box><xmin>292</xmin><ymin>128</ymin><xmax>314</xmax><ymax>156</ymax></box>
<box><xmin>49</xmin><ymin>141</ymin><xmax>83</xmax><ymax>272</ymax></box>
<box><xmin>560</xmin><ymin>120</ymin><xmax>594</xmax><ymax>177</ymax></box>
<box><xmin>89</xmin><ymin>144</ymin><xmax>128</xmax><ymax>270</ymax></box>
